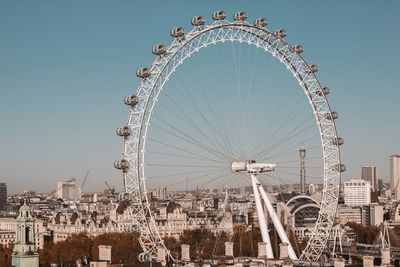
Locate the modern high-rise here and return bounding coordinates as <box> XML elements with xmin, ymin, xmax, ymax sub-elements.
<box><xmin>343</xmin><ymin>179</ymin><xmax>371</xmax><ymax>206</ymax></box>
<box><xmin>361</xmin><ymin>166</ymin><xmax>378</xmax><ymax>191</ymax></box>
<box><xmin>390</xmin><ymin>155</ymin><xmax>400</xmax><ymax>200</ymax></box>
<box><xmin>56</xmin><ymin>179</ymin><xmax>81</xmax><ymax>201</ymax></box>
<box><xmin>0</xmin><ymin>183</ymin><xmax>7</xmax><ymax>211</ymax></box>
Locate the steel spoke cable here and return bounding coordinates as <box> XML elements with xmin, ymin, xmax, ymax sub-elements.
<box><xmin>155</xmin><ymin>95</ymin><xmax>228</xmax><ymax>155</ymax></box>
<box><xmin>253</xmin><ymin>114</ymin><xmax>316</xmax><ymax>160</ymax></box>
<box><xmin>171</xmin><ymin>75</ymin><xmax>239</xmax><ymax>160</ymax></box>
<box><xmin>148</xmin><ymin>137</ymin><xmax>228</xmax><ymax>164</ymax></box>
<box><xmin>161</xmin><ymin>168</ymin><xmax>230</xmax><ymax>189</ymax></box>
<box><xmin>212</xmin><ymin>43</ymin><xmax>246</xmax><ymax>158</ymax></box>
<box><xmin>246</xmin><ymin>62</ymin><xmax>300</xmax><ymax>155</ymax></box>
<box><xmin>151</xmin><ymin>116</ymin><xmax>231</xmax><ymax>162</ymax></box>
<box><xmin>260</xmin><ymin>118</ymin><xmax>316</xmax><ymax>157</ymax></box>
<box><xmin>252</xmin><ymin>90</ymin><xmax>308</xmax><ymax>156</ymax></box>
<box><xmin>185</xmin><ymin>53</ymin><xmax>239</xmax><ymax>158</ymax></box>
<box><xmin>146</xmin><ymin>167</ymin><xmax>224</xmax><ymax>179</ymax></box>
<box><xmin>146</xmin><ymin>150</ymin><xmax>225</xmax><ymax>164</ymax></box>
<box><xmin>261</xmin><ymin>137</ymin><xmax>320</xmax><ymax>162</ymax></box>
<box><xmin>162</xmin><ymin>79</ymin><xmax>233</xmax><ymax>158</ymax></box>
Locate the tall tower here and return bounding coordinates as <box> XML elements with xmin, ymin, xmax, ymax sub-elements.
<box><xmin>12</xmin><ymin>200</ymin><xmax>39</xmax><ymax>267</ymax></box>
<box><xmin>361</xmin><ymin>166</ymin><xmax>378</xmax><ymax>191</ymax></box>
<box><xmin>390</xmin><ymin>155</ymin><xmax>400</xmax><ymax>200</ymax></box>
<box><xmin>0</xmin><ymin>183</ymin><xmax>7</xmax><ymax>211</ymax></box>
<box><xmin>300</xmin><ymin>146</ymin><xmax>306</xmax><ymax>194</ymax></box>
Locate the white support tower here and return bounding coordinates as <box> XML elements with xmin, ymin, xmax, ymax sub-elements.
<box><xmin>232</xmin><ymin>161</ymin><xmax>297</xmax><ymax>260</ymax></box>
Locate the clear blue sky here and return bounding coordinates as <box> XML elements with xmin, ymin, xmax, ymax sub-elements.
<box><xmin>0</xmin><ymin>0</ymin><xmax>399</xmax><ymax>193</ymax></box>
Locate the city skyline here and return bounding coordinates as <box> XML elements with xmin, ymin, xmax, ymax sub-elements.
<box><xmin>1</xmin><ymin>1</ymin><xmax>400</xmax><ymax>193</ymax></box>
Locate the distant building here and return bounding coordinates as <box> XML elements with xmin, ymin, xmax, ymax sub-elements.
<box><xmin>0</xmin><ymin>183</ymin><xmax>7</xmax><ymax>211</ymax></box>
<box><xmin>390</xmin><ymin>155</ymin><xmax>400</xmax><ymax>200</ymax></box>
<box><xmin>369</xmin><ymin>204</ymin><xmax>384</xmax><ymax>226</ymax></box>
<box><xmin>56</xmin><ymin>179</ymin><xmax>81</xmax><ymax>201</ymax></box>
<box><xmin>362</xmin><ymin>166</ymin><xmax>378</xmax><ymax>191</ymax></box>
<box><xmin>343</xmin><ymin>180</ymin><xmax>371</xmax><ymax>206</ymax></box>
<box><xmin>152</xmin><ymin>187</ymin><xmax>167</xmax><ymax>200</ymax></box>
<box><xmin>337</xmin><ymin>205</ymin><xmax>362</xmax><ymax>224</ymax></box>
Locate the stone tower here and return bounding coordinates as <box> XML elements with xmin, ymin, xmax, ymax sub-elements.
<box><xmin>11</xmin><ymin>200</ymin><xmax>39</xmax><ymax>267</ymax></box>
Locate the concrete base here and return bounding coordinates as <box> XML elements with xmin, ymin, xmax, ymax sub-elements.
<box><xmin>11</xmin><ymin>254</ymin><xmax>39</xmax><ymax>267</ymax></box>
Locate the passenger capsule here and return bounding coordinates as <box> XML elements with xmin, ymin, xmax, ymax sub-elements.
<box><xmin>325</xmin><ymin>111</ymin><xmax>339</xmax><ymax>120</ymax></box>
<box><xmin>152</xmin><ymin>44</ymin><xmax>166</xmax><ymax>56</ymax></box>
<box><xmin>254</xmin><ymin>18</ymin><xmax>267</xmax><ymax>28</ymax></box>
<box><xmin>305</xmin><ymin>64</ymin><xmax>318</xmax><ymax>74</ymax></box>
<box><xmin>274</xmin><ymin>29</ymin><xmax>287</xmax><ymax>38</ymax></box>
<box><xmin>170</xmin><ymin>27</ymin><xmax>185</xmax><ymax>38</ymax></box>
<box><xmin>334</xmin><ymin>164</ymin><xmax>346</xmax><ymax>173</ymax></box>
<box><xmin>114</xmin><ymin>159</ymin><xmax>129</xmax><ymax>172</ymax></box>
<box><xmin>124</xmin><ymin>95</ymin><xmax>138</xmax><ymax>107</ymax></box>
<box><xmin>293</xmin><ymin>45</ymin><xmax>304</xmax><ymax>54</ymax></box>
<box><xmin>212</xmin><ymin>10</ymin><xmax>226</xmax><ymax>20</ymax></box>
<box><xmin>332</xmin><ymin>137</ymin><xmax>344</xmax><ymax>146</ymax></box>
<box><xmin>317</xmin><ymin>87</ymin><xmax>330</xmax><ymax>96</ymax></box>
<box><xmin>233</xmin><ymin>11</ymin><xmax>247</xmax><ymax>21</ymax></box>
<box><xmin>116</xmin><ymin>125</ymin><xmax>131</xmax><ymax>138</ymax></box>
<box><xmin>191</xmin><ymin>16</ymin><xmax>205</xmax><ymax>26</ymax></box>
<box><xmin>136</xmin><ymin>67</ymin><xmax>150</xmax><ymax>78</ymax></box>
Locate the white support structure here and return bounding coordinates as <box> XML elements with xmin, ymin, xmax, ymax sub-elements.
<box><xmin>257</xmin><ymin>180</ymin><xmax>297</xmax><ymax>260</ymax></box>
<box><xmin>251</xmin><ymin>174</ymin><xmax>274</xmax><ymax>259</ymax></box>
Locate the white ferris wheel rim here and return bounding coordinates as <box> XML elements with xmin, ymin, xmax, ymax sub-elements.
<box><xmin>119</xmin><ymin>14</ymin><xmax>343</xmax><ymax>262</ymax></box>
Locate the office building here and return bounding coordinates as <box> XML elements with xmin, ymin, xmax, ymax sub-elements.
<box><xmin>56</xmin><ymin>179</ymin><xmax>81</xmax><ymax>201</ymax></box>
<box><xmin>390</xmin><ymin>155</ymin><xmax>400</xmax><ymax>200</ymax></box>
<box><xmin>0</xmin><ymin>183</ymin><xmax>6</xmax><ymax>211</ymax></box>
<box><xmin>343</xmin><ymin>180</ymin><xmax>371</xmax><ymax>206</ymax></box>
<box><xmin>362</xmin><ymin>166</ymin><xmax>378</xmax><ymax>191</ymax></box>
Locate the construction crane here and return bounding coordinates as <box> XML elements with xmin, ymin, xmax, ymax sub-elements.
<box><xmin>81</xmin><ymin>171</ymin><xmax>90</xmax><ymax>193</ymax></box>
<box><xmin>104</xmin><ymin>181</ymin><xmax>115</xmax><ymax>196</ymax></box>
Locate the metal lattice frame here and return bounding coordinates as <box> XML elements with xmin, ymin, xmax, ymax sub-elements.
<box><xmin>119</xmin><ymin>16</ymin><xmax>342</xmax><ymax>261</ymax></box>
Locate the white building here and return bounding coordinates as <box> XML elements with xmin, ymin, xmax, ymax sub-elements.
<box><xmin>369</xmin><ymin>204</ymin><xmax>384</xmax><ymax>226</ymax></box>
<box><xmin>56</xmin><ymin>179</ymin><xmax>81</xmax><ymax>201</ymax></box>
<box><xmin>390</xmin><ymin>155</ymin><xmax>400</xmax><ymax>200</ymax></box>
<box><xmin>343</xmin><ymin>179</ymin><xmax>371</xmax><ymax>206</ymax></box>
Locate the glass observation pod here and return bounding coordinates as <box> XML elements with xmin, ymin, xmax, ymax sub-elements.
<box><xmin>116</xmin><ymin>125</ymin><xmax>131</xmax><ymax>138</ymax></box>
<box><xmin>332</xmin><ymin>137</ymin><xmax>344</xmax><ymax>146</ymax></box>
<box><xmin>114</xmin><ymin>159</ymin><xmax>129</xmax><ymax>173</ymax></box>
<box><xmin>233</xmin><ymin>11</ymin><xmax>247</xmax><ymax>21</ymax></box>
<box><xmin>170</xmin><ymin>27</ymin><xmax>184</xmax><ymax>38</ymax></box>
<box><xmin>293</xmin><ymin>45</ymin><xmax>304</xmax><ymax>53</ymax></box>
<box><xmin>152</xmin><ymin>44</ymin><xmax>166</xmax><ymax>56</ymax></box>
<box><xmin>254</xmin><ymin>18</ymin><xmax>268</xmax><ymax>28</ymax></box>
<box><xmin>334</xmin><ymin>164</ymin><xmax>346</xmax><ymax>173</ymax></box>
<box><xmin>325</xmin><ymin>111</ymin><xmax>339</xmax><ymax>121</ymax></box>
<box><xmin>124</xmin><ymin>95</ymin><xmax>138</xmax><ymax>107</ymax></box>
<box><xmin>212</xmin><ymin>10</ymin><xmax>226</xmax><ymax>20</ymax></box>
<box><xmin>136</xmin><ymin>67</ymin><xmax>151</xmax><ymax>78</ymax></box>
<box><xmin>191</xmin><ymin>16</ymin><xmax>205</xmax><ymax>26</ymax></box>
<box><xmin>274</xmin><ymin>29</ymin><xmax>287</xmax><ymax>38</ymax></box>
<box><xmin>317</xmin><ymin>87</ymin><xmax>330</xmax><ymax>96</ymax></box>
<box><xmin>305</xmin><ymin>64</ymin><xmax>318</xmax><ymax>74</ymax></box>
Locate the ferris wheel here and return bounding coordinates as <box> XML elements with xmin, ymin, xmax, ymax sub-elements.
<box><xmin>114</xmin><ymin>10</ymin><xmax>344</xmax><ymax>263</ymax></box>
